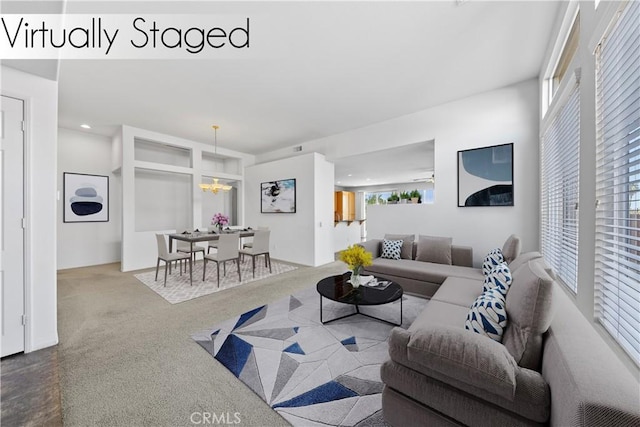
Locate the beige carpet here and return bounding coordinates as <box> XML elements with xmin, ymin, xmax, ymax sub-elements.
<box><xmin>57</xmin><ymin>261</ymin><xmax>348</xmax><ymax>426</ymax></box>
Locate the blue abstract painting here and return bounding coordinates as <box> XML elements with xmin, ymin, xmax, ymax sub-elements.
<box><xmin>458</xmin><ymin>143</ymin><xmax>513</xmax><ymax>207</ymax></box>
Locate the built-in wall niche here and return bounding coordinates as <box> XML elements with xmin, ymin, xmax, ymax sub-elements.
<box><xmin>201</xmin><ymin>151</ymin><xmax>241</xmax><ymax>175</ymax></box>
<box><xmin>201</xmin><ymin>180</ymin><xmax>238</xmax><ymax>227</ymax></box>
<box><xmin>134</xmin><ymin>138</ymin><xmax>192</xmax><ymax>168</ymax></box>
<box><xmin>134</xmin><ymin>168</ymin><xmax>192</xmax><ymax>232</ymax></box>
<box><xmin>333</xmin><ymin>140</ymin><xmax>435</xmax><ymax>189</ymax></box>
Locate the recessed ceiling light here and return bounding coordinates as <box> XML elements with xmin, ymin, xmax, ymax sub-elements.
<box><xmin>366</xmin><ymin>178</ymin><xmax>371</xmax><ymax>181</ymax></box>
<box><xmin>347</xmin><ymin>174</ymin><xmax>353</xmax><ymax>177</ymax></box>
<box><xmin>337</xmin><ymin>181</ymin><xmax>341</xmax><ymax>184</ymax></box>
<box><xmin>80</xmin><ymin>124</ymin><xmax>91</xmax><ymax>129</ymax></box>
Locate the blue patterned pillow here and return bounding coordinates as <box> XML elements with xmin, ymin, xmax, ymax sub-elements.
<box><xmin>465</xmin><ymin>288</ymin><xmax>508</xmax><ymax>342</ymax></box>
<box><xmin>381</xmin><ymin>239</ymin><xmax>403</xmax><ymax>260</ymax></box>
<box><xmin>482</xmin><ymin>248</ymin><xmax>505</xmax><ymax>275</ymax></box>
<box><xmin>482</xmin><ymin>263</ymin><xmax>513</xmax><ymax>297</ymax></box>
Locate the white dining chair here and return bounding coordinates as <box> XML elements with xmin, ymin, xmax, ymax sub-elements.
<box><xmin>239</xmin><ymin>230</ymin><xmax>271</xmax><ymax>278</ymax></box>
<box><xmin>242</xmin><ymin>226</ymin><xmax>269</xmax><ymax>251</ymax></box>
<box><xmin>155</xmin><ymin>234</ymin><xmax>192</xmax><ymax>287</ymax></box>
<box><xmin>203</xmin><ymin>233</ymin><xmax>241</xmax><ymax>286</ymax></box>
<box><xmin>207</xmin><ymin>227</ymin><xmax>219</xmax><ymax>254</ymax></box>
<box><xmin>176</xmin><ymin>231</ymin><xmax>206</xmax><ymax>263</ymax></box>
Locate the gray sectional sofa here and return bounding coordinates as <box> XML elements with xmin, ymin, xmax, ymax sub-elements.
<box><xmin>358</xmin><ymin>235</ymin><xmax>640</xmax><ymax>426</ymax></box>
<box><xmin>359</xmin><ymin>234</ymin><xmax>521</xmax><ymax>298</ymax></box>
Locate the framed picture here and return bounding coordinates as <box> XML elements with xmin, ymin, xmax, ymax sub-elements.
<box><xmin>63</xmin><ymin>172</ymin><xmax>109</xmax><ymax>222</ymax></box>
<box><xmin>261</xmin><ymin>178</ymin><xmax>296</xmax><ymax>213</ymax></box>
<box><xmin>457</xmin><ymin>143</ymin><xmax>513</xmax><ymax>207</ymax></box>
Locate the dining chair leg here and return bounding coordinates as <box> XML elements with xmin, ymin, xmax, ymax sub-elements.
<box><xmin>164</xmin><ymin>261</ymin><xmax>168</xmax><ymax>287</ymax></box>
<box><xmin>189</xmin><ymin>256</ymin><xmax>193</xmax><ymax>286</ymax></box>
<box><xmin>236</xmin><ymin>257</ymin><xmax>242</xmax><ymax>281</ymax></box>
<box><xmin>223</xmin><ymin>261</ymin><xmax>227</xmax><ymax>276</ymax></box>
<box><xmin>252</xmin><ymin>255</ymin><xmax>256</xmax><ymax>278</ymax></box>
<box><xmin>268</xmin><ymin>253</ymin><xmax>272</xmax><ymax>273</ymax></box>
<box><xmin>216</xmin><ymin>262</ymin><xmax>220</xmax><ymax>288</ymax></box>
<box><xmin>155</xmin><ymin>258</ymin><xmax>160</xmax><ymax>281</ymax></box>
<box><xmin>203</xmin><ymin>258</ymin><xmax>207</xmax><ymax>281</ymax></box>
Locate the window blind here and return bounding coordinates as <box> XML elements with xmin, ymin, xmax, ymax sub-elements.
<box><xmin>594</xmin><ymin>0</ymin><xmax>640</xmax><ymax>365</ymax></box>
<box><xmin>541</xmin><ymin>85</ymin><xmax>580</xmax><ymax>292</ymax></box>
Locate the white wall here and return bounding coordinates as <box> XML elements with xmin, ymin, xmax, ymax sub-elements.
<box><xmin>245</xmin><ymin>152</ymin><xmax>334</xmax><ymax>266</ymax></box>
<box><xmin>313</xmin><ymin>155</ymin><xmax>335</xmax><ymax>265</ymax></box>
<box><xmin>57</xmin><ymin>128</ymin><xmax>121</xmax><ymax>269</ymax></box>
<box><xmin>333</xmin><ymin>222</ymin><xmax>362</xmax><ymax>252</ymax></box>
<box><xmin>369</xmin><ymin>81</ymin><xmax>538</xmax><ymax>265</ymax></box>
<box><xmin>118</xmin><ymin>125</ymin><xmax>254</xmax><ymax>272</ymax></box>
<box><xmin>1</xmin><ymin>66</ymin><xmax>58</xmax><ymax>352</ymax></box>
<box><xmin>261</xmin><ymin>79</ymin><xmax>540</xmax><ymax>266</ymax></box>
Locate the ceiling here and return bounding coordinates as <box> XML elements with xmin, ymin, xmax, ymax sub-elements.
<box><xmin>4</xmin><ymin>1</ymin><xmax>560</xmax><ymax>185</ymax></box>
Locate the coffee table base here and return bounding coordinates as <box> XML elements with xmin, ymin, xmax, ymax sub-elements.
<box><xmin>319</xmin><ymin>295</ymin><xmax>403</xmax><ymax>327</ymax></box>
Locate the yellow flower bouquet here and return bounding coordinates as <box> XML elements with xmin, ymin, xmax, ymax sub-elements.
<box><xmin>339</xmin><ymin>244</ymin><xmax>373</xmax><ymax>276</ymax></box>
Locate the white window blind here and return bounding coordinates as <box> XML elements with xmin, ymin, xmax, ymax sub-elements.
<box><xmin>541</xmin><ymin>85</ymin><xmax>580</xmax><ymax>292</ymax></box>
<box><xmin>594</xmin><ymin>0</ymin><xmax>640</xmax><ymax>365</ymax></box>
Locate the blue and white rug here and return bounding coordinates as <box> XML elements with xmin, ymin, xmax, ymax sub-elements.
<box><xmin>191</xmin><ymin>285</ymin><xmax>427</xmax><ymax>426</ymax></box>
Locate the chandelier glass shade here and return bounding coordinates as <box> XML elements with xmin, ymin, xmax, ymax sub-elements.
<box><xmin>199</xmin><ymin>177</ymin><xmax>232</xmax><ymax>194</ymax></box>
<box><xmin>199</xmin><ymin>125</ymin><xmax>231</xmax><ymax>194</ymax></box>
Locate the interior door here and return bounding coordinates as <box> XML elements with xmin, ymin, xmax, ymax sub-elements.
<box><xmin>1</xmin><ymin>95</ymin><xmax>25</xmax><ymax>357</ymax></box>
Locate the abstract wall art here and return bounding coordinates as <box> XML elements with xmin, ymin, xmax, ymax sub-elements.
<box><xmin>261</xmin><ymin>178</ymin><xmax>296</xmax><ymax>213</ymax></box>
<box><xmin>457</xmin><ymin>143</ymin><xmax>513</xmax><ymax>207</ymax></box>
<box><xmin>63</xmin><ymin>172</ymin><xmax>109</xmax><ymax>222</ymax></box>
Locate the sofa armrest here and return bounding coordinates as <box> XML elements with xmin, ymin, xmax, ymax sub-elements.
<box><xmin>451</xmin><ymin>245</ymin><xmax>473</xmax><ymax>267</ymax></box>
<box><xmin>391</xmin><ymin>325</ymin><xmax>518</xmax><ymax>400</ymax></box>
<box><xmin>357</xmin><ymin>239</ymin><xmax>381</xmax><ymax>258</ymax></box>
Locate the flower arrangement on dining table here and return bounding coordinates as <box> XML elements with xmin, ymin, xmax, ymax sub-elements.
<box><xmin>211</xmin><ymin>213</ymin><xmax>229</xmax><ymax>231</ymax></box>
<box><xmin>339</xmin><ymin>244</ymin><xmax>373</xmax><ymax>287</ymax></box>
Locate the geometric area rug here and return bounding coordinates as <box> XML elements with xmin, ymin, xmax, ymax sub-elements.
<box><xmin>191</xmin><ymin>286</ymin><xmax>428</xmax><ymax>426</ymax></box>
<box><xmin>134</xmin><ymin>258</ymin><xmax>298</xmax><ymax>304</ymax></box>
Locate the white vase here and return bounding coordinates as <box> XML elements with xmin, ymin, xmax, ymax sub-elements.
<box><xmin>350</xmin><ymin>272</ymin><xmax>361</xmax><ymax>288</ymax></box>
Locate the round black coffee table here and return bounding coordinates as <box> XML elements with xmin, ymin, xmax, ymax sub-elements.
<box><xmin>316</xmin><ymin>273</ymin><xmax>403</xmax><ymax>326</ymax></box>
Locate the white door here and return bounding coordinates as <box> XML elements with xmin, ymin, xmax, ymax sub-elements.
<box><xmin>1</xmin><ymin>95</ymin><xmax>25</xmax><ymax>357</ymax></box>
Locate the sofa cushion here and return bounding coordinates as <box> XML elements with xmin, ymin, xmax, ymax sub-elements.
<box><xmin>384</xmin><ymin>234</ymin><xmax>414</xmax><ymax>260</ymax></box>
<box><xmin>415</xmin><ymin>236</ymin><xmax>452</xmax><ymax>265</ymax></box>
<box><xmin>502</xmin><ymin>259</ymin><xmax>555</xmax><ymax>370</ymax></box>
<box><xmin>502</xmin><ymin>234</ymin><xmax>522</xmax><ymax>264</ymax></box>
<box><xmin>483</xmin><ymin>263</ymin><xmax>513</xmax><ymax>296</ymax></box>
<box><xmin>508</xmin><ymin>251</ymin><xmax>542</xmax><ymax>273</ymax></box>
<box><xmin>381</xmin><ymin>239</ymin><xmax>403</xmax><ymax>260</ymax></box>
<box><xmin>406</xmin><ymin>324</ymin><xmax>517</xmax><ymax>400</ymax></box>
<box><xmin>431</xmin><ymin>276</ymin><xmax>483</xmax><ymax>308</ymax></box>
<box><xmin>381</xmin><ymin>354</ymin><xmax>551</xmax><ymax>424</ymax></box>
<box><xmin>366</xmin><ymin>258</ymin><xmax>482</xmax><ymax>286</ymax></box>
<box><xmin>409</xmin><ymin>300</ymin><xmax>470</xmax><ymax>331</ymax></box>
<box><xmin>465</xmin><ymin>288</ymin><xmax>508</xmax><ymax>342</ymax></box>
<box><xmin>482</xmin><ymin>248</ymin><xmax>505</xmax><ymax>275</ymax></box>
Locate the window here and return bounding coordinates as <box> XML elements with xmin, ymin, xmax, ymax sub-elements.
<box><xmin>543</xmin><ymin>6</ymin><xmax>580</xmax><ymax>111</ymax></box>
<box><xmin>594</xmin><ymin>0</ymin><xmax>640</xmax><ymax>365</ymax></box>
<box><xmin>365</xmin><ymin>192</ymin><xmax>390</xmax><ymax>205</ymax></box>
<box><xmin>541</xmin><ymin>85</ymin><xmax>580</xmax><ymax>292</ymax></box>
<box><xmin>551</xmin><ymin>12</ymin><xmax>580</xmax><ymax>99</ymax></box>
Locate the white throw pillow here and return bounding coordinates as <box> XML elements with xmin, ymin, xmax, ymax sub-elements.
<box><xmin>482</xmin><ymin>263</ymin><xmax>513</xmax><ymax>297</ymax></box>
<box><xmin>482</xmin><ymin>248</ymin><xmax>505</xmax><ymax>275</ymax></box>
<box><xmin>381</xmin><ymin>239</ymin><xmax>403</xmax><ymax>260</ymax></box>
<box><xmin>465</xmin><ymin>288</ymin><xmax>508</xmax><ymax>342</ymax></box>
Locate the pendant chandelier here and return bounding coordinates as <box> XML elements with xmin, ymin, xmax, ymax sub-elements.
<box><xmin>199</xmin><ymin>125</ymin><xmax>232</xmax><ymax>194</ymax></box>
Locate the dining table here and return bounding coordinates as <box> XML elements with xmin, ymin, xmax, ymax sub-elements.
<box><xmin>167</xmin><ymin>229</ymin><xmax>255</xmax><ymax>285</ymax></box>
